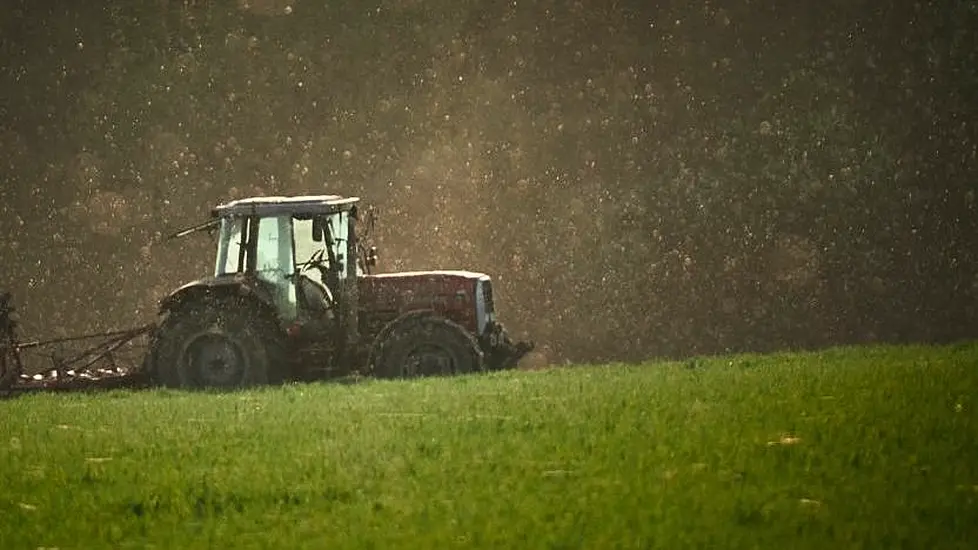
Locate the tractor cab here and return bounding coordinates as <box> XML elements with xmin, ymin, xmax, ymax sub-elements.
<box><xmin>210</xmin><ymin>195</ymin><xmax>361</xmax><ymax>325</ymax></box>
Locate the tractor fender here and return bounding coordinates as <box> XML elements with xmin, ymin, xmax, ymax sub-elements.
<box><xmin>146</xmin><ymin>275</ymin><xmax>282</xmax><ymax>383</ymax></box>
<box><xmin>158</xmin><ymin>275</ymin><xmax>278</xmax><ymax>320</ymax></box>
<box><xmin>366</xmin><ymin>308</ymin><xmax>440</xmax><ymax>370</ymax></box>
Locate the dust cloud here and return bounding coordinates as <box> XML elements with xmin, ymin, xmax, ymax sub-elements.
<box><xmin>1</xmin><ymin>1</ymin><xmax>976</xmax><ymax>364</ymax></box>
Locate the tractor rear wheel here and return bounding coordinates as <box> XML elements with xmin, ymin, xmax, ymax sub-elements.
<box><xmin>371</xmin><ymin>314</ymin><xmax>483</xmax><ymax>379</ymax></box>
<box><xmin>149</xmin><ymin>295</ymin><xmax>287</xmax><ymax>389</ymax></box>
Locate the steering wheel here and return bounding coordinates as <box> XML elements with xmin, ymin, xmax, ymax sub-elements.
<box><xmin>298</xmin><ymin>249</ymin><xmax>328</xmax><ymax>274</ymax></box>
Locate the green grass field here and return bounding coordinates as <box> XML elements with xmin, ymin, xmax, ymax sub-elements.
<box><xmin>1</xmin><ymin>343</ymin><xmax>977</xmax><ymax>549</ymax></box>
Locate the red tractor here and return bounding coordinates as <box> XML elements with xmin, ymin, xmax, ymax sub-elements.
<box><xmin>143</xmin><ymin>194</ymin><xmax>533</xmax><ymax>388</ymax></box>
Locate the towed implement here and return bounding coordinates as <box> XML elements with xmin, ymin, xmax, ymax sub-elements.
<box><xmin>0</xmin><ymin>297</ymin><xmax>154</xmax><ymax>395</ymax></box>
<box><xmin>1</xmin><ymin>194</ymin><xmax>533</xmax><ymax>394</ymax></box>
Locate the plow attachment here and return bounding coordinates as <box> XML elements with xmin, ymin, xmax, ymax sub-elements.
<box><xmin>0</xmin><ymin>292</ymin><xmax>155</xmax><ymax>397</ymax></box>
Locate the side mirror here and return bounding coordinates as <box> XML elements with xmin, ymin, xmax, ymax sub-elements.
<box><xmin>311</xmin><ymin>217</ymin><xmax>324</xmax><ymax>242</ymax></box>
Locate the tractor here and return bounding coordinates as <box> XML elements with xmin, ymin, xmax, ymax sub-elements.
<box><xmin>143</xmin><ymin>194</ymin><xmax>533</xmax><ymax>388</ymax></box>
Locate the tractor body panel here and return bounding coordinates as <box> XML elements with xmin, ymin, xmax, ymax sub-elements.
<box><xmin>357</xmin><ymin>270</ymin><xmax>531</xmax><ymax>370</ymax></box>
<box><xmin>357</xmin><ymin>270</ymin><xmax>491</xmax><ymax>339</ymax></box>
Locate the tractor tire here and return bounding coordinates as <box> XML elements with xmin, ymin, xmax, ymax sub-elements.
<box><xmin>148</xmin><ymin>295</ymin><xmax>287</xmax><ymax>389</ymax></box>
<box><xmin>371</xmin><ymin>314</ymin><xmax>483</xmax><ymax>379</ymax></box>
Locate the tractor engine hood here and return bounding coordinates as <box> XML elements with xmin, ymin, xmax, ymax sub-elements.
<box><xmin>357</xmin><ymin>270</ymin><xmax>533</xmax><ymax>371</ymax></box>
<box><xmin>358</xmin><ymin>270</ymin><xmax>494</xmax><ymax>335</ymax></box>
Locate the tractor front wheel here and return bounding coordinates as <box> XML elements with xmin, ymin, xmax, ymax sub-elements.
<box><xmin>149</xmin><ymin>295</ymin><xmax>286</xmax><ymax>389</ymax></box>
<box><xmin>371</xmin><ymin>314</ymin><xmax>483</xmax><ymax>379</ymax></box>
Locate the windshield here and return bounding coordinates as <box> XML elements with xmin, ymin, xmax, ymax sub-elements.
<box><xmin>292</xmin><ymin>212</ymin><xmax>350</xmax><ymax>281</ymax></box>
<box><xmin>293</xmin><ymin>218</ymin><xmax>328</xmax><ymax>287</ymax></box>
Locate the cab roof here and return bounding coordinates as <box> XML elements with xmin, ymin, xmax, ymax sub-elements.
<box><xmin>211</xmin><ymin>195</ymin><xmax>361</xmax><ymax>217</ymax></box>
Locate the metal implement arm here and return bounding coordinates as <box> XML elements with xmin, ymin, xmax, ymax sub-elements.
<box><xmin>167</xmin><ymin>218</ymin><xmax>220</xmax><ymax>240</ymax></box>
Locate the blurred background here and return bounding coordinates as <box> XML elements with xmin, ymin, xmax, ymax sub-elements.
<box><xmin>1</xmin><ymin>0</ymin><xmax>976</xmax><ymax>364</ymax></box>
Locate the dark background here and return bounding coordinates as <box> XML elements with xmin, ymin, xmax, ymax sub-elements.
<box><xmin>1</xmin><ymin>0</ymin><xmax>976</xmax><ymax>364</ymax></box>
